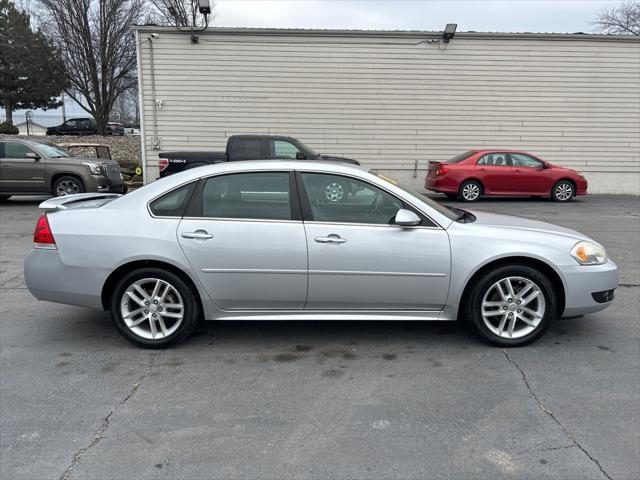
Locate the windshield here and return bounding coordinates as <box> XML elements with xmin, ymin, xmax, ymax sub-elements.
<box><xmin>369</xmin><ymin>170</ymin><xmax>459</xmax><ymax>221</ymax></box>
<box><xmin>34</xmin><ymin>142</ymin><xmax>72</xmax><ymax>158</ymax></box>
<box><xmin>446</xmin><ymin>150</ymin><xmax>476</xmax><ymax>163</ymax></box>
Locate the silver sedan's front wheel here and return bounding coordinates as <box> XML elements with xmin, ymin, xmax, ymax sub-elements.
<box><xmin>465</xmin><ymin>265</ymin><xmax>557</xmax><ymax>347</ymax></box>
<box><xmin>111</xmin><ymin>268</ymin><xmax>199</xmax><ymax>348</ymax></box>
<box><xmin>481</xmin><ymin>276</ymin><xmax>545</xmax><ymax>339</ymax></box>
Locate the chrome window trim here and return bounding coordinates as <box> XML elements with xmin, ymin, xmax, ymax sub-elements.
<box><xmin>303</xmin><ymin>220</ymin><xmax>441</xmax><ymax>230</ymax></box>
<box><xmin>182</xmin><ymin>216</ymin><xmax>303</xmax><ymax>224</ymax></box>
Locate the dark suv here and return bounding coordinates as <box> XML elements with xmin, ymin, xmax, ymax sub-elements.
<box><xmin>0</xmin><ymin>139</ymin><xmax>125</xmax><ymax>199</ymax></box>
<box><xmin>46</xmin><ymin>118</ymin><xmax>97</xmax><ymax>136</ymax></box>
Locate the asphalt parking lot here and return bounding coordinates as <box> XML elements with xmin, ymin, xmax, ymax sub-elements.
<box><xmin>1</xmin><ymin>194</ymin><xmax>639</xmax><ymax>480</ymax></box>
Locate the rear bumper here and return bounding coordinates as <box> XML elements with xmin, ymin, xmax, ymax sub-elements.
<box><xmin>425</xmin><ymin>176</ymin><xmax>459</xmax><ymax>194</ymax></box>
<box><xmin>24</xmin><ymin>249</ymin><xmax>107</xmax><ymax>309</ymax></box>
<box><xmin>559</xmin><ymin>259</ymin><xmax>618</xmax><ymax>317</ymax></box>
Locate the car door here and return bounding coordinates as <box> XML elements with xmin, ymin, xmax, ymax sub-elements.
<box><xmin>509</xmin><ymin>153</ymin><xmax>551</xmax><ymax>194</ymax></box>
<box><xmin>298</xmin><ymin>172</ymin><xmax>450</xmax><ymax>310</ymax></box>
<box><xmin>475</xmin><ymin>152</ymin><xmax>514</xmax><ymax>194</ymax></box>
<box><xmin>61</xmin><ymin>119</ymin><xmax>77</xmax><ymax>135</ymax></box>
<box><xmin>177</xmin><ymin>171</ymin><xmax>308</xmax><ymax>310</ymax></box>
<box><xmin>0</xmin><ymin>141</ymin><xmax>46</xmax><ymax>193</ymax></box>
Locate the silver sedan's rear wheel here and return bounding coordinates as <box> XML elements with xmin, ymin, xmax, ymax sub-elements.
<box><xmin>111</xmin><ymin>268</ymin><xmax>199</xmax><ymax>348</ymax></box>
<box><xmin>120</xmin><ymin>278</ymin><xmax>185</xmax><ymax>340</ymax></box>
<box><xmin>465</xmin><ymin>265</ymin><xmax>557</xmax><ymax>347</ymax></box>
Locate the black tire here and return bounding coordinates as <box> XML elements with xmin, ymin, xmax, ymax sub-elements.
<box><xmin>458</xmin><ymin>180</ymin><xmax>483</xmax><ymax>202</ymax></box>
<box><xmin>463</xmin><ymin>265</ymin><xmax>557</xmax><ymax>347</ymax></box>
<box><xmin>551</xmin><ymin>180</ymin><xmax>575</xmax><ymax>202</ymax></box>
<box><xmin>52</xmin><ymin>175</ymin><xmax>85</xmax><ymax>196</ymax></box>
<box><xmin>110</xmin><ymin>267</ymin><xmax>200</xmax><ymax>348</ymax></box>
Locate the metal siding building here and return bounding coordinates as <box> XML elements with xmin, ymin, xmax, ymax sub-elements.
<box><xmin>134</xmin><ymin>27</ymin><xmax>640</xmax><ymax>194</ymax></box>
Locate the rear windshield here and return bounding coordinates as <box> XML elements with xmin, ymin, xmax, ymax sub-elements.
<box><xmin>446</xmin><ymin>151</ymin><xmax>476</xmax><ymax>163</ymax></box>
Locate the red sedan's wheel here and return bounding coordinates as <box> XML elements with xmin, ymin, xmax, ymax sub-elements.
<box><xmin>551</xmin><ymin>180</ymin><xmax>575</xmax><ymax>202</ymax></box>
<box><xmin>458</xmin><ymin>180</ymin><xmax>483</xmax><ymax>202</ymax></box>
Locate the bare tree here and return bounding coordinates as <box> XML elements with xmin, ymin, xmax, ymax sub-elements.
<box><xmin>35</xmin><ymin>0</ymin><xmax>145</xmax><ymax>134</ymax></box>
<box><xmin>149</xmin><ymin>0</ymin><xmax>215</xmax><ymax>28</ymax></box>
<box><xmin>593</xmin><ymin>0</ymin><xmax>639</xmax><ymax>35</ymax></box>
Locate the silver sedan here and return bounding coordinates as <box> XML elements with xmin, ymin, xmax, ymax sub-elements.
<box><xmin>24</xmin><ymin>161</ymin><xmax>618</xmax><ymax>348</ymax></box>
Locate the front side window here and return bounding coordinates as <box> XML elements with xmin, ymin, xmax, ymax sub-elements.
<box><xmin>301</xmin><ymin>173</ymin><xmax>403</xmax><ymax>225</ymax></box>
<box><xmin>65</xmin><ymin>120</ymin><xmax>77</xmax><ymax>128</ymax></box>
<box><xmin>202</xmin><ymin>172</ymin><xmax>292</xmax><ymax>220</ymax></box>
<box><xmin>511</xmin><ymin>153</ymin><xmax>543</xmax><ymax>168</ymax></box>
<box><xmin>478</xmin><ymin>153</ymin><xmax>509</xmax><ymax>166</ymax></box>
<box><xmin>3</xmin><ymin>142</ymin><xmax>33</xmax><ymax>159</ymax></box>
<box><xmin>271</xmin><ymin>140</ymin><xmax>300</xmax><ymax>159</ymax></box>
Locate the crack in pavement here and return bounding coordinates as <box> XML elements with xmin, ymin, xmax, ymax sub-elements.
<box><xmin>58</xmin><ymin>354</ymin><xmax>159</xmax><ymax>480</ymax></box>
<box><xmin>503</xmin><ymin>350</ymin><xmax>613</xmax><ymax>480</ymax></box>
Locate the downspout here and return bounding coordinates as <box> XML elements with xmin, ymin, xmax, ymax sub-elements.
<box><xmin>134</xmin><ymin>30</ymin><xmax>148</xmax><ymax>184</ymax></box>
<box><xmin>148</xmin><ymin>35</ymin><xmax>160</xmax><ymax>153</ymax></box>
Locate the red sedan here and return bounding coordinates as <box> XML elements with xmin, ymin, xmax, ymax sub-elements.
<box><xmin>425</xmin><ymin>150</ymin><xmax>588</xmax><ymax>202</ymax></box>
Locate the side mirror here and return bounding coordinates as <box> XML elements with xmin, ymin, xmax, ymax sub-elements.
<box><xmin>25</xmin><ymin>152</ymin><xmax>41</xmax><ymax>161</ymax></box>
<box><xmin>296</xmin><ymin>152</ymin><xmax>307</xmax><ymax>160</ymax></box>
<box><xmin>394</xmin><ymin>208</ymin><xmax>421</xmax><ymax>227</ymax></box>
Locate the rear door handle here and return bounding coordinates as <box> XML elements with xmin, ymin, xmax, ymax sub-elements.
<box><xmin>315</xmin><ymin>234</ymin><xmax>346</xmax><ymax>244</ymax></box>
<box><xmin>181</xmin><ymin>230</ymin><xmax>213</xmax><ymax>240</ymax></box>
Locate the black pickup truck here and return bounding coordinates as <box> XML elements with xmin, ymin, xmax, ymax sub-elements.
<box><xmin>158</xmin><ymin>134</ymin><xmax>359</xmax><ymax>177</ymax></box>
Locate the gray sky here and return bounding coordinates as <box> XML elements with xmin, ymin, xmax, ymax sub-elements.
<box><xmin>215</xmin><ymin>0</ymin><xmax>618</xmax><ymax>34</ymax></box>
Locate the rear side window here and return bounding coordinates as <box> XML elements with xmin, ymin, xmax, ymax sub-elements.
<box><xmin>149</xmin><ymin>182</ymin><xmax>196</xmax><ymax>217</ymax></box>
<box><xmin>201</xmin><ymin>172</ymin><xmax>292</xmax><ymax>220</ymax></box>
<box><xmin>231</xmin><ymin>138</ymin><xmax>262</xmax><ymax>159</ymax></box>
<box><xmin>446</xmin><ymin>151</ymin><xmax>476</xmax><ymax>163</ymax></box>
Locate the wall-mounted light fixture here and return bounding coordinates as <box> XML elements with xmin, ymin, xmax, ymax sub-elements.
<box><xmin>442</xmin><ymin>23</ymin><xmax>457</xmax><ymax>43</ymax></box>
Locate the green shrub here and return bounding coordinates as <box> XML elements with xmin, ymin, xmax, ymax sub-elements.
<box><xmin>0</xmin><ymin>122</ymin><xmax>19</xmax><ymax>135</ymax></box>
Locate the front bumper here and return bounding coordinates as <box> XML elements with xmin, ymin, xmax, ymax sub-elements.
<box><xmin>559</xmin><ymin>259</ymin><xmax>618</xmax><ymax>317</ymax></box>
<box><xmin>85</xmin><ymin>174</ymin><xmax>126</xmax><ymax>193</ymax></box>
<box><xmin>24</xmin><ymin>249</ymin><xmax>108</xmax><ymax>309</ymax></box>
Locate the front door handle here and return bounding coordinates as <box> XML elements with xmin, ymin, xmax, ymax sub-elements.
<box><xmin>181</xmin><ymin>230</ymin><xmax>213</xmax><ymax>240</ymax></box>
<box><xmin>315</xmin><ymin>234</ymin><xmax>346</xmax><ymax>244</ymax></box>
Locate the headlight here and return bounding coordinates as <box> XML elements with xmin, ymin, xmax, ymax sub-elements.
<box><xmin>83</xmin><ymin>162</ymin><xmax>102</xmax><ymax>175</ymax></box>
<box><xmin>571</xmin><ymin>241</ymin><xmax>607</xmax><ymax>265</ymax></box>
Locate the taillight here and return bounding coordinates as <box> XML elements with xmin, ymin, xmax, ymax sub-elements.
<box><xmin>436</xmin><ymin>166</ymin><xmax>446</xmax><ymax>176</ymax></box>
<box><xmin>33</xmin><ymin>214</ymin><xmax>56</xmax><ymax>249</ymax></box>
<box><xmin>158</xmin><ymin>158</ymin><xmax>169</xmax><ymax>172</ymax></box>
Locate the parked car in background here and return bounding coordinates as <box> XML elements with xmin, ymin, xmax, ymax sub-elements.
<box><xmin>24</xmin><ymin>160</ymin><xmax>617</xmax><ymax>349</ymax></box>
<box><xmin>158</xmin><ymin>134</ymin><xmax>359</xmax><ymax>177</ymax></box>
<box><xmin>106</xmin><ymin>122</ymin><xmax>125</xmax><ymax>136</ymax></box>
<box><xmin>0</xmin><ymin>139</ymin><xmax>125</xmax><ymax>199</ymax></box>
<box><xmin>46</xmin><ymin>118</ymin><xmax>97</xmax><ymax>136</ymax></box>
<box><xmin>426</xmin><ymin>150</ymin><xmax>588</xmax><ymax>202</ymax></box>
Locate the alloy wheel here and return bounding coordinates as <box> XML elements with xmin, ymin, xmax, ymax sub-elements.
<box><xmin>462</xmin><ymin>183</ymin><xmax>480</xmax><ymax>201</ymax></box>
<box><xmin>555</xmin><ymin>183</ymin><xmax>573</xmax><ymax>201</ymax></box>
<box><xmin>55</xmin><ymin>180</ymin><xmax>80</xmax><ymax>196</ymax></box>
<box><xmin>480</xmin><ymin>276</ymin><xmax>545</xmax><ymax>339</ymax></box>
<box><xmin>120</xmin><ymin>278</ymin><xmax>184</xmax><ymax>340</ymax></box>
